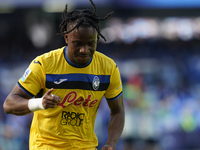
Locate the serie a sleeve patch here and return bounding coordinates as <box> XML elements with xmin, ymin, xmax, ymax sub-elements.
<box><xmin>21</xmin><ymin>68</ymin><xmax>32</xmax><ymax>82</ymax></box>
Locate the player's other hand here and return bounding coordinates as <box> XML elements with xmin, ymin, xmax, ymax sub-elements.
<box><xmin>101</xmin><ymin>145</ymin><xmax>115</xmax><ymax>150</ymax></box>
<box><xmin>42</xmin><ymin>88</ymin><xmax>60</xmax><ymax>109</ymax></box>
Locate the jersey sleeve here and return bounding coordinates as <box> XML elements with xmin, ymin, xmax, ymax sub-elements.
<box><xmin>104</xmin><ymin>63</ymin><xmax>123</xmax><ymax>101</ymax></box>
<box><xmin>18</xmin><ymin>56</ymin><xmax>45</xmax><ymax>97</ymax></box>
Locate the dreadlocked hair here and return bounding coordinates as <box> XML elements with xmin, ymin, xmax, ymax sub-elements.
<box><xmin>58</xmin><ymin>0</ymin><xmax>114</xmax><ymax>42</ymax></box>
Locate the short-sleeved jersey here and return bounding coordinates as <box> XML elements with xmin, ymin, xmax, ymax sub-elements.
<box><xmin>18</xmin><ymin>46</ymin><xmax>122</xmax><ymax>150</ymax></box>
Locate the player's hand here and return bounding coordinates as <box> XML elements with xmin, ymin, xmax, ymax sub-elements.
<box><xmin>101</xmin><ymin>145</ymin><xmax>115</xmax><ymax>150</ymax></box>
<box><xmin>42</xmin><ymin>88</ymin><xmax>60</xmax><ymax>109</ymax></box>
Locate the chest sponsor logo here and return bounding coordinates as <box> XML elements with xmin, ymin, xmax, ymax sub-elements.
<box><xmin>57</xmin><ymin>91</ymin><xmax>98</xmax><ymax>108</ymax></box>
<box><xmin>60</xmin><ymin>111</ymin><xmax>85</xmax><ymax>126</ymax></box>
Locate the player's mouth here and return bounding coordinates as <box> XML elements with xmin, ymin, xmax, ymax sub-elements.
<box><xmin>77</xmin><ymin>54</ymin><xmax>90</xmax><ymax>58</ymax></box>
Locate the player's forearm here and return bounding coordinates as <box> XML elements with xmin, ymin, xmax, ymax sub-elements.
<box><xmin>106</xmin><ymin>108</ymin><xmax>125</xmax><ymax>148</ymax></box>
<box><xmin>3</xmin><ymin>95</ymin><xmax>31</xmax><ymax>116</ymax></box>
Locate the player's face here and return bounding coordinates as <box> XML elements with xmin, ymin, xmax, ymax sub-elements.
<box><xmin>64</xmin><ymin>25</ymin><xmax>98</xmax><ymax>66</ymax></box>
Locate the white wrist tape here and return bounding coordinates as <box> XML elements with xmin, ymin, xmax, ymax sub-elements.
<box><xmin>28</xmin><ymin>98</ymin><xmax>45</xmax><ymax>112</ymax></box>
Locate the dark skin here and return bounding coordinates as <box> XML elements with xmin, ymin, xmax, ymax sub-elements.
<box><xmin>64</xmin><ymin>24</ymin><xmax>97</xmax><ymax>66</ymax></box>
<box><xmin>3</xmin><ymin>86</ymin><xmax>60</xmax><ymax>115</ymax></box>
<box><xmin>3</xmin><ymin>24</ymin><xmax>125</xmax><ymax>150</ymax></box>
<box><xmin>103</xmin><ymin>94</ymin><xmax>124</xmax><ymax>150</ymax></box>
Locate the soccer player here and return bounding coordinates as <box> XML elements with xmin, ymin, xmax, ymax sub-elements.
<box><xmin>3</xmin><ymin>0</ymin><xmax>125</xmax><ymax>150</ymax></box>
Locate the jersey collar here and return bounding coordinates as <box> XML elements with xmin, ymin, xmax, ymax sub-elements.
<box><xmin>64</xmin><ymin>46</ymin><xmax>93</xmax><ymax>68</ymax></box>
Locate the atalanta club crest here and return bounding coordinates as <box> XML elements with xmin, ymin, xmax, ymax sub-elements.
<box><xmin>92</xmin><ymin>76</ymin><xmax>100</xmax><ymax>90</ymax></box>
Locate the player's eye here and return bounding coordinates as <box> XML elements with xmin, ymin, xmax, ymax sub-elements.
<box><xmin>73</xmin><ymin>41</ymin><xmax>82</xmax><ymax>47</ymax></box>
<box><xmin>88</xmin><ymin>42</ymin><xmax>95</xmax><ymax>47</ymax></box>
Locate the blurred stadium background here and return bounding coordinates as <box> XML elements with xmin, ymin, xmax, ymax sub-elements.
<box><xmin>1</xmin><ymin>0</ymin><xmax>200</xmax><ymax>150</ymax></box>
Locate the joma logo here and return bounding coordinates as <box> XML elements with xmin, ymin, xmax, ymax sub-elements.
<box><xmin>57</xmin><ymin>91</ymin><xmax>98</xmax><ymax>108</ymax></box>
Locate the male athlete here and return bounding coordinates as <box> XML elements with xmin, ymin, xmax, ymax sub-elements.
<box><xmin>3</xmin><ymin>0</ymin><xmax>125</xmax><ymax>150</ymax></box>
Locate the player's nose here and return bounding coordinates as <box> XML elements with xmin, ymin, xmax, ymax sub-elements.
<box><xmin>79</xmin><ymin>45</ymin><xmax>89</xmax><ymax>53</ymax></box>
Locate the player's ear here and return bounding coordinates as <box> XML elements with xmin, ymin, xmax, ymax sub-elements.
<box><xmin>64</xmin><ymin>34</ymin><xmax>68</xmax><ymax>44</ymax></box>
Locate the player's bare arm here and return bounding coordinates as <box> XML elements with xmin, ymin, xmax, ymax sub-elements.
<box><xmin>3</xmin><ymin>84</ymin><xmax>32</xmax><ymax>115</ymax></box>
<box><xmin>3</xmin><ymin>84</ymin><xmax>60</xmax><ymax>116</ymax></box>
<box><xmin>102</xmin><ymin>94</ymin><xmax>125</xmax><ymax>150</ymax></box>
